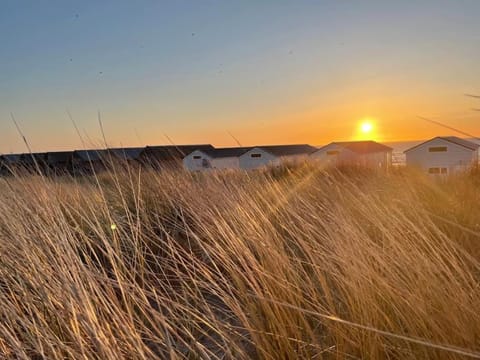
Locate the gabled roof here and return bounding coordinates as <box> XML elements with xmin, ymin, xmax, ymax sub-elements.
<box><xmin>320</xmin><ymin>141</ymin><xmax>393</xmax><ymax>154</ymax></box>
<box><xmin>252</xmin><ymin>144</ymin><xmax>318</xmax><ymax>157</ymax></box>
<box><xmin>200</xmin><ymin>147</ymin><xmax>252</xmax><ymax>158</ymax></box>
<box><xmin>404</xmin><ymin>136</ymin><xmax>480</xmax><ymax>153</ymax></box>
<box><xmin>441</xmin><ymin>137</ymin><xmax>480</xmax><ymax>150</ymax></box>
<box><xmin>109</xmin><ymin>147</ymin><xmax>145</xmax><ymax>160</ymax></box>
<box><xmin>143</xmin><ymin>144</ymin><xmax>215</xmax><ymax>160</ymax></box>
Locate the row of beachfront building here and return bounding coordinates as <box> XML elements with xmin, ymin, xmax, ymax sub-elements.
<box><xmin>0</xmin><ymin>136</ymin><xmax>478</xmax><ymax>176</ymax></box>
<box><xmin>184</xmin><ymin>136</ymin><xmax>479</xmax><ymax>175</ymax></box>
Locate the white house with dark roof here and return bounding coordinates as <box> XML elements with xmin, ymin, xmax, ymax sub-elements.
<box><xmin>238</xmin><ymin>144</ymin><xmax>317</xmax><ymax>170</ymax></box>
<box><xmin>310</xmin><ymin>141</ymin><xmax>393</xmax><ymax>169</ymax></box>
<box><xmin>183</xmin><ymin>147</ymin><xmax>252</xmax><ymax>171</ymax></box>
<box><xmin>404</xmin><ymin>136</ymin><xmax>479</xmax><ymax>175</ymax></box>
<box><xmin>141</xmin><ymin>144</ymin><xmax>214</xmax><ymax>169</ymax></box>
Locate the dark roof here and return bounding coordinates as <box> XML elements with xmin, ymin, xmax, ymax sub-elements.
<box><xmin>73</xmin><ymin>149</ymin><xmax>109</xmax><ymax>162</ymax></box>
<box><xmin>47</xmin><ymin>151</ymin><xmax>74</xmax><ymax>164</ymax></box>
<box><xmin>109</xmin><ymin>147</ymin><xmax>145</xmax><ymax>160</ymax></box>
<box><xmin>143</xmin><ymin>144</ymin><xmax>214</xmax><ymax>160</ymax></box>
<box><xmin>200</xmin><ymin>147</ymin><xmax>252</xmax><ymax>158</ymax></box>
<box><xmin>253</xmin><ymin>144</ymin><xmax>318</xmax><ymax>157</ymax></box>
<box><xmin>20</xmin><ymin>153</ymin><xmax>48</xmax><ymax>164</ymax></box>
<box><xmin>0</xmin><ymin>154</ymin><xmax>21</xmax><ymax>164</ymax></box>
<box><xmin>440</xmin><ymin>137</ymin><xmax>480</xmax><ymax>150</ymax></box>
<box><xmin>404</xmin><ymin>136</ymin><xmax>480</xmax><ymax>153</ymax></box>
<box><xmin>327</xmin><ymin>141</ymin><xmax>393</xmax><ymax>154</ymax></box>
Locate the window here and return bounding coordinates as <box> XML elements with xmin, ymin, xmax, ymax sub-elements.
<box><xmin>251</xmin><ymin>153</ymin><xmax>262</xmax><ymax>158</ymax></box>
<box><xmin>428</xmin><ymin>167</ymin><xmax>448</xmax><ymax>174</ymax></box>
<box><xmin>326</xmin><ymin>150</ymin><xmax>340</xmax><ymax>155</ymax></box>
<box><xmin>193</xmin><ymin>155</ymin><xmax>201</xmax><ymax>159</ymax></box>
<box><xmin>429</xmin><ymin>146</ymin><xmax>447</xmax><ymax>152</ymax></box>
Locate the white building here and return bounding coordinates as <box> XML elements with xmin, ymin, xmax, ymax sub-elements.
<box><xmin>183</xmin><ymin>147</ymin><xmax>252</xmax><ymax>171</ymax></box>
<box><xmin>404</xmin><ymin>136</ymin><xmax>479</xmax><ymax>175</ymax></box>
<box><xmin>310</xmin><ymin>141</ymin><xmax>393</xmax><ymax>169</ymax></box>
<box><xmin>238</xmin><ymin>144</ymin><xmax>317</xmax><ymax>170</ymax></box>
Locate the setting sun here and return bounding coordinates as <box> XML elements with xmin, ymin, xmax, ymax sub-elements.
<box><xmin>355</xmin><ymin>119</ymin><xmax>377</xmax><ymax>141</ymax></box>
<box><xmin>360</xmin><ymin>121</ymin><xmax>374</xmax><ymax>134</ymax></box>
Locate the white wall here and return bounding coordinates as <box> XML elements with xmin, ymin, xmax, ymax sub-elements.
<box><xmin>310</xmin><ymin>143</ymin><xmax>348</xmax><ymax>166</ymax></box>
<box><xmin>361</xmin><ymin>152</ymin><xmax>391</xmax><ymax>169</ymax></box>
<box><xmin>239</xmin><ymin>148</ymin><xmax>279</xmax><ymax>169</ymax></box>
<box><xmin>184</xmin><ymin>150</ymin><xmax>241</xmax><ymax>171</ymax></box>
<box><xmin>183</xmin><ymin>150</ymin><xmax>213</xmax><ymax>171</ymax></box>
<box><xmin>211</xmin><ymin>157</ymin><xmax>240</xmax><ymax>170</ymax></box>
<box><xmin>405</xmin><ymin>138</ymin><xmax>477</xmax><ymax>174</ymax></box>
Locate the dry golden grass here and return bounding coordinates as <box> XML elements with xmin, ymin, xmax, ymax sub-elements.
<box><xmin>1</xmin><ymin>163</ymin><xmax>480</xmax><ymax>359</ymax></box>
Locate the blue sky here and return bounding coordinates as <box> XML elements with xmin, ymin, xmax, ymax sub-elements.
<box><xmin>1</xmin><ymin>1</ymin><xmax>480</xmax><ymax>152</ymax></box>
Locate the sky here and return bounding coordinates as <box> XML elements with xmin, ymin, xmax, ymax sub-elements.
<box><xmin>1</xmin><ymin>0</ymin><xmax>480</xmax><ymax>153</ymax></box>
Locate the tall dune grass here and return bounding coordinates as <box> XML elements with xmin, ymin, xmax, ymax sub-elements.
<box><xmin>1</xmin><ymin>163</ymin><xmax>480</xmax><ymax>359</ymax></box>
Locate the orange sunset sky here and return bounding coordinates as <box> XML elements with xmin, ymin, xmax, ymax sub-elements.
<box><xmin>1</xmin><ymin>1</ymin><xmax>479</xmax><ymax>153</ymax></box>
